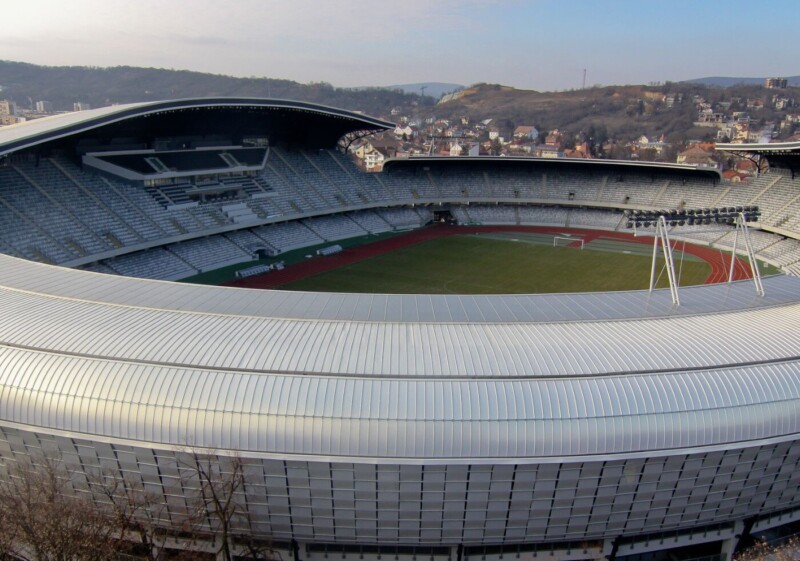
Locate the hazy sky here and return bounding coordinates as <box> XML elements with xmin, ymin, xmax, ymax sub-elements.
<box><xmin>3</xmin><ymin>0</ymin><xmax>799</xmax><ymax>91</ymax></box>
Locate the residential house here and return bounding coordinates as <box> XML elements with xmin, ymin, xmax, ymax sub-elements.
<box><xmin>697</xmin><ymin>112</ymin><xmax>726</xmax><ymax>125</ymax></box>
<box><xmin>362</xmin><ymin>146</ymin><xmax>389</xmax><ymax>171</ymax></box>
<box><xmin>394</xmin><ymin>124</ymin><xmax>413</xmax><ymax>139</ymax></box>
<box><xmin>513</xmin><ymin>125</ymin><xmax>539</xmax><ymax>141</ymax></box>
<box><xmin>773</xmin><ymin>97</ymin><xmax>792</xmax><ymax>111</ymax></box>
<box><xmin>734</xmin><ymin>159</ymin><xmax>758</xmax><ymax>176</ymax></box>
<box><xmin>544</xmin><ymin>130</ymin><xmax>563</xmax><ymax>147</ymax></box>
<box><xmin>677</xmin><ymin>146</ymin><xmax>717</xmax><ymax>167</ymax></box>
<box><xmin>538</xmin><ymin>146</ymin><xmax>564</xmax><ymax>158</ymax></box>
<box><xmin>722</xmin><ymin>170</ymin><xmax>748</xmax><ymax>183</ymax></box>
<box><xmin>635</xmin><ymin>135</ymin><xmax>669</xmax><ymax>157</ymax></box>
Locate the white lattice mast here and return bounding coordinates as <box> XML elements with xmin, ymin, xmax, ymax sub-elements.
<box><xmin>728</xmin><ymin>212</ymin><xmax>765</xmax><ymax>296</ymax></box>
<box><xmin>626</xmin><ymin>206</ymin><xmax>764</xmax><ymax>301</ymax></box>
<box><xmin>649</xmin><ymin>216</ymin><xmax>680</xmax><ymax>305</ymax></box>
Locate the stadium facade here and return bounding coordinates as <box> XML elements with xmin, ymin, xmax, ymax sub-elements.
<box><xmin>0</xmin><ymin>99</ymin><xmax>800</xmax><ymax>560</ymax></box>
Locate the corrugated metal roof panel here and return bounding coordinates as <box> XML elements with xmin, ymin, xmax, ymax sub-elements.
<box><xmin>1</xmin><ymin>254</ymin><xmax>800</xmax><ymax>460</ymax></box>
<box><xmin>1</xmin><ymin>344</ymin><xmax>799</xmax><ymax>457</ymax></box>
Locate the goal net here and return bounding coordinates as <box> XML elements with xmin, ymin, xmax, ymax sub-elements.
<box><xmin>553</xmin><ymin>236</ymin><xmax>584</xmax><ymax>249</ymax></box>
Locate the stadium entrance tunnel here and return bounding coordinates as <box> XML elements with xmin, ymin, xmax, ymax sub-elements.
<box><xmin>433</xmin><ymin>209</ymin><xmax>456</xmax><ymax>224</ymax></box>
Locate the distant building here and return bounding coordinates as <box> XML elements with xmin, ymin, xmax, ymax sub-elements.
<box><xmin>513</xmin><ymin>125</ymin><xmax>539</xmax><ymax>140</ymax></box>
<box><xmin>0</xmin><ymin>115</ymin><xmax>25</xmax><ymax>126</ymax></box>
<box><xmin>663</xmin><ymin>94</ymin><xmax>681</xmax><ymax>107</ymax></box>
<box><xmin>362</xmin><ymin>147</ymin><xmax>387</xmax><ymax>171</ymax></box>
<box><xmin>0</xmin><ymin>100</ymin><xmax>21</xmax><ymax>125</ymax></box>
<box><xmin>774</xmin><ymin>97</ymin><xmax>792</xmax><ymax>111</ymax></box>
<box><xmin>722</xmin><ymin>170</ymin><xmax>748</xmax><ymax>182</ymax></box>
<box><xmin>35</xmin><ymin>100</ymin><xmax>53</xmax><ymax>113</ymax></box>
<box><xmin>0</xmin><ymin>100</ymin><xmax>16</xmax><ymax>118</ymax></box>
<box><xmin>73</xmin><ymin>102</ymin><xmax>91</xmax><ymax>111</ymax></box>
<box><xmin>677</xmin><ymin>145</ymin><xmax>717</xmax><ymax>167</ymax></box>
<box><xmin>735</xmin><ymin>159</ymin><xmax>758</xmax><ymax>176</ymax></box>
<box><xmin>697</xmin><ymin>112</ymin><xmax>726</xmax><ymax>125</ymax></box>
<box><xmin>538</xmin><ymin>145</ymin><xmax>564</xmax><ymax>158</ymax></box>
<box><xmin>765</xmin><ymin>77</ymin><xmax>788</xmax><ymax>89</ymax></box>
<box><xmin>544</xmin><ymin>129</ymin><xmax>563</xmax><ymax>147</ymax></box>
<box><xmin>394</xmin><ymin>124</ymin><xmax>413</xmax><ymax>139</ymax></box>
<box><xmin>634</xmin><ymin>135</ymin><xmax>669</xmax><ymax>156</ymax></box>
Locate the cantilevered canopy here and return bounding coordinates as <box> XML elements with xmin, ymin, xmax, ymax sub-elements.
<box><xmin>383</xmin><ymin>155</ymin><xmax>723</xmax><ymax>180</ymax></box>
<box><xmin>717</xmin><ymin>140</ymin><xmax>800</xmax><ymax>176</ymax></box>
<box><xmin>0</xmin><ymin>98</ymin><xmax>395</xmax><ymax>156</ymax></box>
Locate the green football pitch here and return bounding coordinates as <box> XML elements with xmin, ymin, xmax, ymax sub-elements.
<box><xmin>279</xmin><ymin>233</ymin><xmax>715</xmax><ymax>294</ymax></box>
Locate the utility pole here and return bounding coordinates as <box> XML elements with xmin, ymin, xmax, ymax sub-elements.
<box><xmin>582</xmin><ymin>69</ymin><xmax>587</xmax><ymax>90</ymax></box>
<box><xmin>420</xmin><ymin>85</ymin><xmax>427</xmax><ymax>97</ymax></box>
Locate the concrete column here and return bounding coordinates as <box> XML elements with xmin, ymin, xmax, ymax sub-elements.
<box><xmin>721</xmin><ymin>520</ymin><xmax>746</xmax><ymax>561</ymax></box>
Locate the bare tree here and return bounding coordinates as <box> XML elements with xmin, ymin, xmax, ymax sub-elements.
<box><xmin>180</xmin><ymin>451</ymin><xmax>276</xmax><ymax>561</ymax></box>
<box><xmin>90</xmin><ymin>470</ymin><xmax>180</xmax><ymax>561</ymax></box>
<box><xmin>182</xmin><ymin>451</ymin><xmax>246</xmax><ymax>561</ymax></box>
<box><xmin>0</xmin><ymin>450</ymin><xmax>277</xmax><ymax>560</ymax></box>
<box><xmin>0</xmin><ymin>454</ymin><xmax>124</xmax><ymax>560</ymax></box>
<box><xmin>734</xmin><ymin>537</ymin><xmax>800</xmax><ymax>561</ymax></box>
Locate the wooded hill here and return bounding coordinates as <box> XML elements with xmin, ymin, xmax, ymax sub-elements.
<box><xmin>0</xmin><ymin>60</ymin><xmax>433</xmax><ymax>118</ymax></box>
<box><xmin>2</xmin><ymin>60</ymin><xmax>799</xmax><ymax>146</ymax></box>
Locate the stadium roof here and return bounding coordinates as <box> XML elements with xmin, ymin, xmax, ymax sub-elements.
<box><xmin>0</xmin><ymin>98</ymin><xmax>394</xmax><ymax>156</ymax></box>
<box><xmin>1</xmin><ymin>252</ymin><xmax>799</xmax><ymax>461</ymax></box>
<box><xmin>383</xmin><ymin>155</ymin><xmax>723</xmax><ymax>180</ymax></box>
<box><xmin>716</xmin><ymin>140</ymin><xmax>800</xmax><ymax>174</ymax></box>
<box><xmin>716</xmin><ymin>140</ymin><xmax>800</xmax><ymax>153</ymax></box>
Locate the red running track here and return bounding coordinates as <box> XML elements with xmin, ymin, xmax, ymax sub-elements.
<box><xmin>225</xmin><ymin>225</ymin><xmax>753</xmax><ymax>290</ymax></box>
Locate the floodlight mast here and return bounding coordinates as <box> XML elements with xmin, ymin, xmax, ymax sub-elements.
<box><xmin>626</xmin><ymin>206</ymin><xmax>765</xmax><ymax>299</ymax></box>
<box><xmin>649</xmin><ymin>216</ymin><xmax>680</xmax><ymax>305</ymax></box>
<box><xmin>728</xmin><ymin>212</ymin><xmax>765</xmax><ymax>296</ymax></box>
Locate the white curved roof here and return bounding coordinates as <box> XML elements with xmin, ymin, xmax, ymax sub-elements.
<box><xmin>1</xmin><ymin>252</ymin><xmax>799</xmax><ymax>461</ymax></box>
<box><xmin>0</xmin><ymin>98</ymin><xmax>394</xmax><ymax>157</ymax></box>
<box><xmin>716</xmin><ymin>140</ymin><xmax>800</xmax><ymax>152</ymax></box>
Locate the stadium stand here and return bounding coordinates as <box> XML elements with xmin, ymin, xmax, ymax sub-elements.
<box><xmin>251</xmin><ymin>221</ymin><xmax>324</xmax><ymax>253</ymax></box>
<box><xmin>452</xmin><ymin>205</ymin><xmax>517</xmax><ymax>225</ymax></box>
<box><xmin>102</xmin><ymin>247</ymin><xmax>197</xmax><ymax>280</ymax></box>
<box><xmin>223</xmin><ymin>228</ymin><xmax>273</xmax><ymax>255</ymax></box>
<box><xmin>167</xmin><ymin>235</ymin><xmax>253</xmax><ymax>272</ymax></box>
<box><xmin>377</xmin><ymin>207</ymin><xmax>431</xmax><ymax>229</ymax></box>
<box><xmin>347</xmin><ymin>210</ymin><xmax>393</xmax><ymax>234</ymax></box>
<box><xmin>303</xmin><ymin>214</ymin><xmax>367</xmax><ymax>241</ymax></box>
<box><xmin>517</xmin><ymin>205</ymin><xmax>569</xmax><ymax>225</ymax></box>
<box><xmin>568</xmin><ymin>208</ymin><xmax>624</xmax><ymax>229</ymax></box>
<box><xmin>6</xmin><ymin>149</ymin><xmax>800</xmax><ymax>278</ymax></box>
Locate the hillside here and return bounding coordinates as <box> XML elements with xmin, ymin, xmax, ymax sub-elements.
<box><xmin>2</xmin><ymin>61</ymin><xmax>800</xmax><ymax>149</ymax></box>
<box><xmin>0</xmin><ymin>60</ymin><xmax>433</xmax><ymax>118</ymax></box>
<box><xmin>432</xmin><ymin>83</ymin><xmax>698</xmax><ymax>140</ymax></box>
<box><xmin>430</xmin><ymin>82</ymin><xmax>800</xmax><ymax>144</ymax></box>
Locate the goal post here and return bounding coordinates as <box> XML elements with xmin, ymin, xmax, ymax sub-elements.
<box><xmin>553</xmin><ymin>236</ymin><xmax>584</xmax><ymax>249</ymax></box>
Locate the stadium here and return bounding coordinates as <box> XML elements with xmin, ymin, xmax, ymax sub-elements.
<box><xmin>0</xmin><ymin>98</ymin><xmax>800</xmax><ymax>560</ymax></box>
